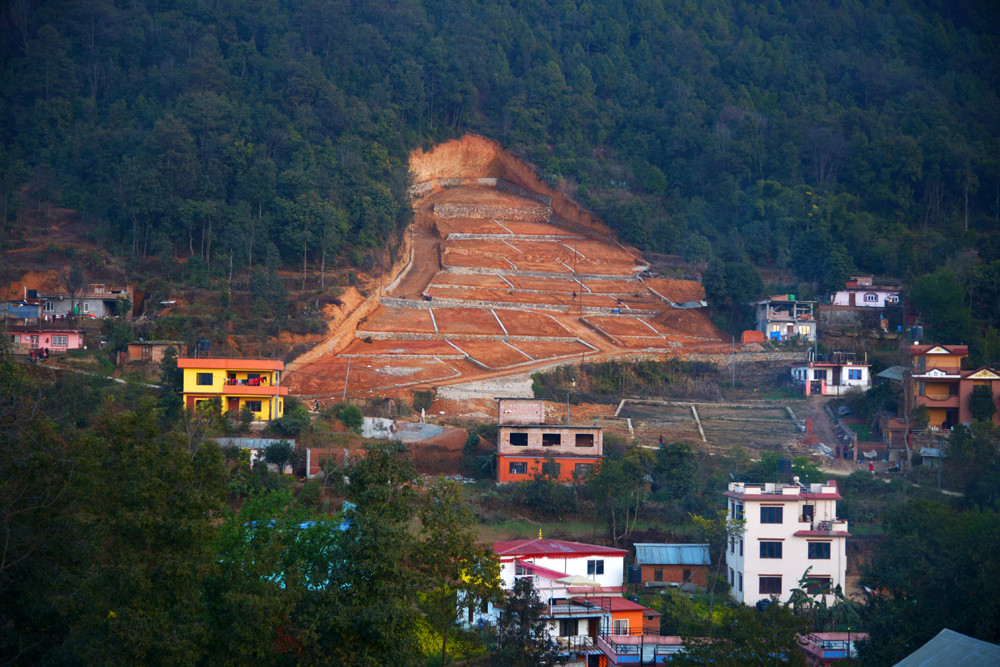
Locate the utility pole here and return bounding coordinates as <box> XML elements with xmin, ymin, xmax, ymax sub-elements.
<box><xmin>731</xmin><ymin>335</ymin><xmax>735</xmax><ymax>389</ymax></box>
<box><xmin>567</xmin><ymin>377</ymin><xmax>575</xmax><ymax>424</ymax></box>
<box><xmin>342</xmin><ymin>357</ymin><xmax>352</xmax><ymax>401</ymax></box>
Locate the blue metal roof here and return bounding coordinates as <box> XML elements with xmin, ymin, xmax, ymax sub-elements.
<box><xmin>634</xmin><ymin>543</ymin><xmax>710</xmax><ymax>566</ymax></box>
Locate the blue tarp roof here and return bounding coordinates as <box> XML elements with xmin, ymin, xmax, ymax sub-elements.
<box><xmin>634</xmin><ymin>543</ymin><xmax>710</xmax><ymax>566</ymax></box>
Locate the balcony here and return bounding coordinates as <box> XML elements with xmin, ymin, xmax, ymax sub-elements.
<box><xmin>597</xmin><ymin>633</ymin><xmax>685</xmax><ymax>665</ymax></box>
<box><xmin>222</xmin><ymin>383</ymin><xmax>288</xmax><ymax>397</ymax></box>
<box><xmin>915</xmin><ymin>393</ymin><xmax>959</xmax><ymax>408</ymax></box>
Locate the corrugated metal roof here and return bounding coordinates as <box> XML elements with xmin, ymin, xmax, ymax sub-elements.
<box><xmin>213</xmin><ymin>437</ymin><xmax>296</xmax><ymax>450</ymax></box>
<box><xmin>634</xmin><ymin>543</ymin><xmax>709</xmax><ymax>566</ymax></box>
<box><xmin>895</xmin><ymin>629</ymin><xmax>1000</xmax><ymax>666</ymax></box>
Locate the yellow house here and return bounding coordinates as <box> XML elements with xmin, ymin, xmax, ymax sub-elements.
<box><xmin>177</xmin><ymin>358</ymin><xmax>288</xmax><ymax>421</ymax></box>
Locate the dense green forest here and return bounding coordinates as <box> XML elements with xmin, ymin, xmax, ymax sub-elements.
<box><xmin>3</xmin><ymin>0</ymin><xmax>999</xmax><ymax>290</ymax></box>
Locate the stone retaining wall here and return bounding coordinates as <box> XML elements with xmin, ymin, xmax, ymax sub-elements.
<box><xmin>438</xmin><ymin>264</ymin><xmax>649</xmax><ymax>283</ymax></box>
<box><xmin>434</xmin><ymin>202</ymin><xmax>551</xmax><ymax>222</ymax></box>
<box><xmin>381</xmin><ymin>295</ymin><xmax>660</xmax><ymax>317</ymax></box>
<box><xmin>354</xmin><ymin>330</ymin><xmax>578</xmax><ymax>343</ymax></box>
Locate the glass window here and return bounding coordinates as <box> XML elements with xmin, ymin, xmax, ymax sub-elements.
<box><xmin>613</xmin><ymin>619</ymin><xmax>628</xmax><ymax>636</ymax></box>
<box><xmin>509</xmin><ymin>462</ymin><xmax>527</xmax><ymax>475</ymax></box>
<box><xmin>540</xmin><ymin>461</ymin><xmax>560</xmax><ymax>477</ymax></box>
<box><xmin>738</xmin><ymin>573</ymin><xmax>743</xmax><ymax>592</ymax></box>
<box><xmin>864</xmin><ymin>292</ymin><xmax>878</xmax><ymax>302</ymax></box>
<box><xmin>760</xmin><ymin>541</ymin><xmax>783</xmax><ymax>559</ymax></box>
<box><xmin>760</xmin><ymin>506</ymin><xmax>783</xmax><ymax>524</ymax></box>
<box><xmin>808</xmin><ymin>542</ymin><xmax>831</xmax><ymax>559</ymax></box>
<box><xmin>245</xmin><ymin>400</ymin><xmax>262</xmax><ymax>413</ymax></box>
<box><xmin>574</xmin><ymin>463</ymin><xmax>593</xmax><ymax>477</ymax></box>
<box><xmin>587</xmin><ymin>559</ymin><xmax>604</xmax><ymax>576</ymax></box>
<box><xmin>196</xmin><ymin>372</ymin><xmax>213</xmax><ymax>386</ymax></box>
<box><xmin>848</xmin><ymin>369</ymin><xmax>862</xmax><ymax>380</ymax></box>
<box><xmin>654</xmin><ymin>568</ymin><xmax>663</xmax><ymax>582</ymax></box>
<box><xmin>44</xmin><ymin>301</ymin><xmax>54</xmax><ymax>312</ymax></box>
<box><xmin>759</xmin><ymin>576</ymin><xmax>782</xmax><ymax>595</ymax></box>
<box><xmin>52</xmin><ymin>335</ymin><xmax>68</xmax><ymax>346</ymax></box>
<box><xmin>509</xmin><ymin>432</ymin><xmax>528</xmax><ymax>446</ymax></box>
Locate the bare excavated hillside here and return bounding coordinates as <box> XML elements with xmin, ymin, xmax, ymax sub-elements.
<box><xmin>285</xmin><ymin>135</ymin><xmax>731</xmax><ymax>403</ymax></box>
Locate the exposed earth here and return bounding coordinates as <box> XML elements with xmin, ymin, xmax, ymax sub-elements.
<box><xmin>285</xmin><ymin>136</ymin><xmax>731</xmax><ymax>402</ymax></box>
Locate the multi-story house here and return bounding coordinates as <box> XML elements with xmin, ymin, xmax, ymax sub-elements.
<box><xmin>909</xmin><ymin>344</ymin><xmax>1000</xmax><ymax>429</ymax></box>
<box><xmin>725</xmin><ymin>481</ymin><xmax>849</xmax><ymax>607</ymax></box>
<box><xmin>496</xmin><ymin>398</ymin><xmax>603</xmax><ymax>483</ymax></box>
<box><xmin>472</xmin><ymin>537</ymin><xmax>681</xmax><ymax>666</ymax></box>
<box><xmin>791</xmin><ymin>351</ymin><xmax>871</xmax><ymax>396</ymax></box>
<box><xmin>177</xmin><ymin>358</ymin><xmax>288</xmax><ymax>421</ymax></box>
<box><xmin>755</xmin><ymin>295</ymin><xmax>817</xmax><ymax>342</ymax></box>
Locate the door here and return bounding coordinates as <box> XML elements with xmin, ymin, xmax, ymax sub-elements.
<box><xmin>810</xmin><ymin>380</ymin><xmax>822</xmax><ymax>395</ymax></box>
<box><xmin>849</xmin><ymin>292</ymin><xmax>856</xmax><ymax>307</ymax></box>
<box><xmin>227</xmin><ymin>398</ymin><xmax>240</xmax><ymax>413</ymax></box>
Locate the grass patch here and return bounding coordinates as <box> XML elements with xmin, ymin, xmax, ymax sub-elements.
<box><xmin>846</xmin><ymin>422</ymin><xmax>872</xmax><ymax>440</ymax></box>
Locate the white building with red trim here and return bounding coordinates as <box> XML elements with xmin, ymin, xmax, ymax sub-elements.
<box><xmin>724</xmin><ymin>481</ymin><xmax>849</xmax><ymax>607</ymax></box>
<box><xmin>471</xmin><ymin>537</ymin><xmax>683</xmax><ymax>665</ymax></box>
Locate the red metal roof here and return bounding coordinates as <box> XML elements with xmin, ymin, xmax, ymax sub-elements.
<box><xmin>723</xmin><ymin>491</ymin><xmax>843</xmax><ymax>501</ymax></box>
<box><xmin>494</xmin><ymin>538</ymin><xmax>628</xmax><ymax>558</ymax></box>
<box><xmin>178</xmin><ymin>358</ymin><xmax>284</xmax><ymax>371</ymax></box>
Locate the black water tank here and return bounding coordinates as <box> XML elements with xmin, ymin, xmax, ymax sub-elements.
<box><xmin>910</xmin><ymin>325</ymin><xmax>924</xmax><ymax>341</ymax></box>
<box><xmin>626</xmin><ymin>565</ymin><xmax>642</xmax><ymax>584</ymax></box>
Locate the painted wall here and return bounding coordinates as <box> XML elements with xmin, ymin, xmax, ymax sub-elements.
<box><xmin>497</xmin><ymin>455</ymin><xmax>602</xmax><ymax>483</ymax></box>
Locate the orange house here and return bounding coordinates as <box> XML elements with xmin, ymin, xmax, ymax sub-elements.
<box><xmin>909</xmin><ymin>345</ymin><xmax>1000</xmax><ymax>429</ymax></box>
<box><xmin>495</xmin><ymin>398</ymin><xmax>603</xmax><ymax>483</ymax></box>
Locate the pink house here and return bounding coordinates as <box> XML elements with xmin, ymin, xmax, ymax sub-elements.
<box><xmin>7</xmin><ymin>328</ymin><xmax>84</xmax><ymax>354</ymax></box>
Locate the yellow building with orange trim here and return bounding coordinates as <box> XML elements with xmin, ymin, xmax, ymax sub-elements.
<box><xmin>177</xmin><ymin>358</ymin><xmax>288</xmax><ymax>421</ymax></box>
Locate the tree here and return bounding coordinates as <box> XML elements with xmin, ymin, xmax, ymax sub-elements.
<box><xmin>263</xmin><ymin>440</ymin><xmax>297</xmax><ymax>475</ymax></box>
<box><xmin>969</xmin><ymin>385</ymin><xmax>997</xmax><ymax>423</ymax></box>
<box><xmin>488</xmin><ymin>577</ymin><xmax>563</xmax><ymax>667</ymax></box>
<box><xmin>61</xmin><ymin>264</ymin><xmax>84</xmax><ymax>321</ymax></box>
<box><xmin>585</xmin><ymin>448</ymin><xmax>652</xmax><ymax>544</ymax></box>
<box><xmin>158</xmin><ymin>345</ymin><xmax>184</xmax><ymax>422</ymax></box>
<box><xmin>416</xmin><ymin>480</ymin><xmax>501</xmax><ymax>666</ymax></box>
<box><xmin>690</xmin><ymin>510</ymin><xmax>745</xmax><ymax>636</ymax></box>
<box><xmin>857</xmin><ymin>499</ymin><xmax>1000</xmax><ymax>665</ymax></box>
<box><xmin>339</xmin><ymin>404</ymin><xmax>364</xmax><ymax>432</ymax></box>
<box><xmin>653</xmin><ymin>441</ymin><xmax>698</xmax><ymax>501</ymax></box>
<box><xmin>676</xmin><ymin>602</ymin><xmax>809</xmax><ymax>666</ymax></box>
<box><xmin>910</xmin><ymin>268</ymin><xmax>975</xmax><ymax>344</ymax></box>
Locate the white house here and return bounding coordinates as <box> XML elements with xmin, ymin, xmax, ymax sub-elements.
<box><xmin>831</xmin><ymin>275</ymin><xmax>900</xmax><ymax>309</ymax></box>
<box><xmin>791</xmin><ymin>351</ymin><xmax>871</xmax><ymax>396</ymax></box>
<box><xmin>724</xmin><ymin>480</ymin><xmax>849</xmax><ymax>607</ymax></box>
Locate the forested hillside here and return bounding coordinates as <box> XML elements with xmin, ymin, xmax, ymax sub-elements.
<box><xmin>2</xmin><ymin>0</ymin><xmax>999</xmax><ymax>292</ymax></box>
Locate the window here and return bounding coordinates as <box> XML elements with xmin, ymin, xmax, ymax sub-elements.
<box><xmin>52</xmin><ymin>335</ymin><xmax>68</xmax><ymax>346</ymax></box>
<box><xmin>245</xmin><ymin>400</ymin><xmax>262</xmax><ymax>413</ymax></box>
<box><xmin>760</xmin><ymin>541</ymin><xmax>783</xmax><ymax>559</ymax></box>
<box><xmin>613</xmin><ymin>619</ymin><xmax>629</xmax><ymax>636</ymax></box>
<box><xmin>729</xmin><ymin>536</ymin><xmax>734</xmax><ymax>553</ymax></box>
<box><xmin>654</xmin><ymin>568</ymin><xmax>663</xmax><ymax>582</ymax></box>
<box><xmin>540</xmin><ymin>461</ymin><xmax>560</xmax><ymax>477</ymax></box>
<box><xmin>798</xmin><ymin>325</ymin><xmax>812</xmax><ymax>337</ymax></box>
<box><xmin>759</xmin><ymin>576</ymin><xmax>782</xmax><ymax>595</ymax></box>
<box><xmin>729</xmin><ymin>567</ymin><xmax>734</xmax><ymax>585</ymax></box>
<box><xmin>739</xmin><ymin>539</ymin><xmax>743</xmax><ymax>557</ymax></box>
<box><xmin>196</xmin><ymin>372</ymin><xmax>213</xmax><ymax>386</ymax></box>
<box><xmin>802</xmin><ymin>504</ymin><xmax>814</xmax><ymax>523</ymax></box>
<box><xmin>813</xmin><ymin>369</ymin><xmax>827</xmax><ymax>381</ymax></box>
<box><xmin>738</xmin><ymin>573</ymin><xmax>743</xmax><ymax>592</ymax></box>
<box><xmin>808</xmin><ymin>542</ymin><xmax>831</xmax><ymax>560</ymax></box>
<box><xmin>574</xmin><ymin>463</ymin><xmax>593</xmax><ymax>477</ymax></box>
<box><xmin>848</xmin><ymin>369</ymin><xmax>862</xmax><ymax>380</ymax></box>
<box><xmin>82</xmin><ymin>302</ymin><xmax>90</xmax><ymax>313</ymax></box>
<box><xmin>44</xmin><ymin>301</ymin><xmax>54</xmax><ymax>312</ymax></box>
<box><xmin>918</xmin><ymin>381</ymin><xmax>926</xmax><ymax>396</ymax></box>
<box><xmin>508</xmin><ymin>462</ymin><xmax>527</xmax><ymax>475</ymax></box>
<box><xmin>587</xmin><ymin>559</ymin><xmax>604</xmax><ymax>576</ymax></box>
<box><xmin>515</xmin><ymin>563</ymin><xmax>529</xmax><ymax>576</ymax></box>
<box><xmin>575</xmin><ymin>433</ymin><xmax>594</xmax><ymax>447</ymax></box>
<box><xmin>735</xmin><ymin>504</ymin><xmax>744</xmax><ymax>520</ymax></box>
<box><xmin>887</xmin><ymin>294</ymin><xmax>899</xmax><ymax>303</ymax></box>
<box><xmin>864</xmin><ymin>292</ymin><xmax>878</xmax><ymax>303</ymax></box>
<box><xmin>559</xmin><ymin>619</ymin><xmax>578</xmax><ymax>636</ymax></box>
<box><xmin>509</xmin><ymin>432</ymin><xmax>528</xmax><ymax>446</ymax></box>
<box><xmin>542</xmin><ymin>433</ymin><xmax>561</xmax><ymax>446</ymax></box>
<box><xmin>760</xmin><ymin>506</ymin><xmax>783</xmax><ymax>524</ymax></box>
<box><xmin>805</xmin><ymin>576</ymin><xmax>832</xmax><ymax>595</ymax></box>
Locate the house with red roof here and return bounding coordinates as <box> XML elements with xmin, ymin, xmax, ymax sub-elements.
<box><xmin>908</xmin><ymin>344</ymin><xmax>1000</xmax><ymax>429</ymax></box>
<box><xmin>472</xmin><ymin>537</ymin><xmax>684</xmax><ymax>666</ymax></box>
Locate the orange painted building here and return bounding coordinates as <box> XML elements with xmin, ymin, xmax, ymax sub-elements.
<box><xmin>909</xmin><ymin>344</ymin><xmax>1000</xmax><ymax>429</ymax></box>
<box><xmin>495</xmin><ymin>398</ymin><xmax>603</xmax><ymax>483</ymax></box>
